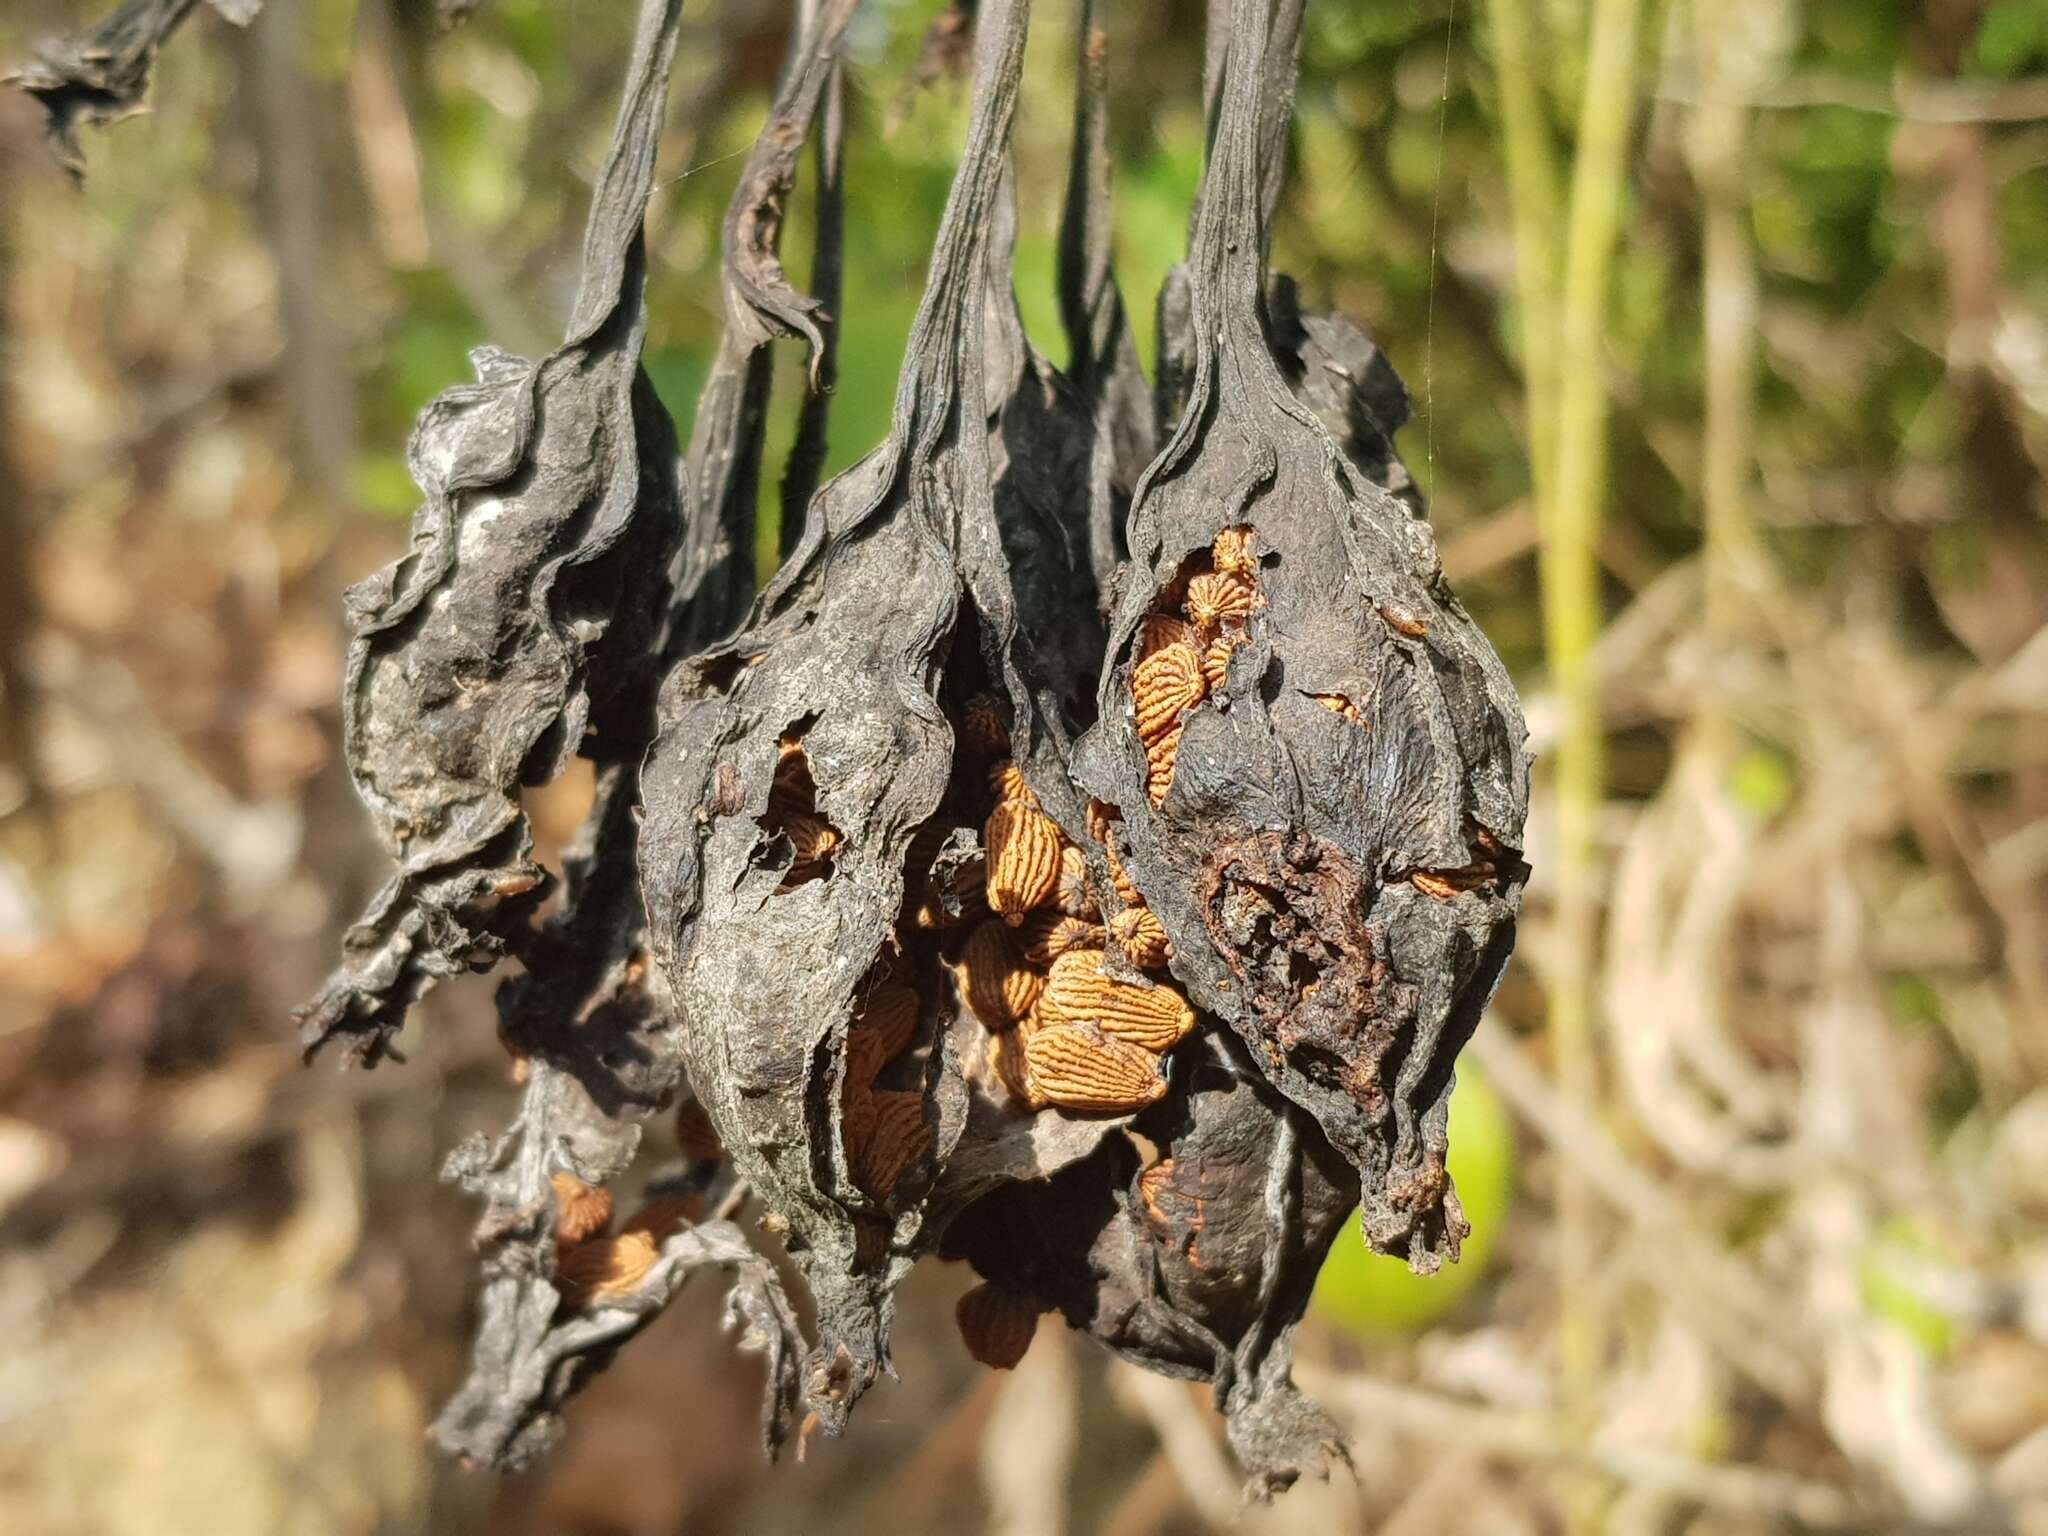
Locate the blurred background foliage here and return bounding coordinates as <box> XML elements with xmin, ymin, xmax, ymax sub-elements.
<box><xmin>0</xmin><ymin>0</ymin><xmax>2044</xmax><ymax>1532</ymax></box>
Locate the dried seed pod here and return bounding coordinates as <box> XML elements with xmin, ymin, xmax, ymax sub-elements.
<box><xmin>1023</xmin><ymin>1023</ymin><xmax>1168</xmax><ymax>1113</ymax></box>
<box><xmin>1144</xmin><ymin>722</ymin><xmax>1183</xmax><ymax>807</ymax></box>
<box><xmin>1212</xmin><ymin>525</ymin><xmax>1258</xmax><ymax>580</ymax></box>
<box><xmin>986</xmin><ymin>801</ymin><xmax>1064</xmax><ymax>924</ymax></box>
<box><xmin>854</xmin><ymin>1090</ymin><xmax>931</xmax><ymax>1200</ymax></box>
<box><xmin>854</xmin><ymin>979</ymin><xmax>921</xmax><ymax>1062</ymax></box>
<box><xmin>556</xmin><ymin>1229</ymin><xmax>660</xmax><ymax>1310</ymax></box>
<box><xmin>551</xmin><ymin>1173</ymin><xmax>614</xmax><ymax>1245</ymax></box>
<box><xmin>988</xmin><ymin>758</ymin><xmax>1039</xmax><ymax>808</ymax></box>
<box><xmin>955</xmin><ymin>1282</ymin><xmax>1041</xmax><ymax>1370</ymax></box>
<box><xmin>960</xmin><ymin>693</ymin><xmax>1010</xmax><ymax>756</ymax></box>
<box><xmin>1018</xmin><ymin>909</ymin><xmax>1104</xmax><ymax>967</ymax></box>
<box><xmin>983</xmin><ymin>1026</ymin><xmax>1046</xmax><ymax>1110</ymax></box>
<box><xmin>1202</xmin><ymin>633</ymin><xmax>1240</xmax><ymax>692</ymax></box>
<box><xmin>1041</xmin><ymin>949</ymin><xmax>1193</xmax><ymax>1050</ymax></box>
<box><xmin>1183</xmin><ymin>570</ymin><xmax>1257</xmax><ymax>633</ymax></box>
<box><xmin>1074</xmin><ymin>0</ymin><xmax>1529</xmax><ymax>1288</ymax></box>
<box><xmin>959</xmin><ymin>920</ymin><xmax>1045</xmax><ymax>1028</ymax></box>
<box><xmin>1133</xmin><ymin>642</ymin><xmax>1207</xmax><ymax>744</ymax></box>
<box><xmin>675</xmin><ymin>1097</ymin><xmax>723</xmax><ymax>1163</ymax></box>
<box><xmin>1109</xmin><ymin>905</ymin><xmax>1171</xmax><ymax>970</ymax></box>
<box><xmin>1054</xmin><ymin>844</ymin><xmax>1099</xmax><ymax>919</ymax></box>
<box><xmin>1136</xmin><ymin>614</ymin><xmax>1199</xmax><ymax>660</ymax></box>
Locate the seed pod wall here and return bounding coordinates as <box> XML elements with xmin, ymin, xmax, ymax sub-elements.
<box><xmin>67</xmin><ymin>0</ymin><xmax>1547</xmax><ymax>1495</ymax></box>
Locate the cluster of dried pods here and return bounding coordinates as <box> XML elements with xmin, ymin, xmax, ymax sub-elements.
<box><xmin>14</xmin><ymin>0</ymin><xmax>1530</xmax><ymax>1498</ymax></box>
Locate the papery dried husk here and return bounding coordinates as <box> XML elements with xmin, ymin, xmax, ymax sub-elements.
<box><xmin>1074</xmin><ymin>0</ymin><xmax>1529</xmax><ymax>1277</ymax></box>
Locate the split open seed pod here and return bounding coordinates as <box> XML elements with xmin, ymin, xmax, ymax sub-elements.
<box><xmin>1074</xmin><ymin>0</ymin><xmax>1530</xmax><ymax>1277</ymax></box>
<box><xmin>638</xmin><ymin>0</ymin><xmax>1120</xmax><ymax>1438</ymax></box>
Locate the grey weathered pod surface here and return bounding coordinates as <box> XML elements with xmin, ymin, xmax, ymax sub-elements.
<box><xmin>432</xmin><ymin>0</ymin><xmax>857</xmax><ymax>1470</ymax></box>
<box><xmin>943</xmin><ymin>1040</ymin><xmax>1358</xmax><ymax>1494</ymax></box>
<box><xmin>292</xmin><ymin>0</ymin><xmax>692</xmax><ymax>1067</ymax></box>
<box><xmin>1074</xmin><ymin>0</ymin><xmax>1531</xmax><ymax>1273</ymax></box>
<box><xmin>638</xmin><ymin>0</ymin><xmax>1119</xmax><ymax>1438</ymax></box>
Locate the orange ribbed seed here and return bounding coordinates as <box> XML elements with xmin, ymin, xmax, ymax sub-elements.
<box><xmin>1145</xmin><ymin>723</ymin><xmax>1183</xmax><ymax>807</ymax></box>
<box><xmin>674</xmin><ymin>1098</ymin><xmax>722</xmax><ymax>1162</ymax></box>
<box><xmin>1086</xmin><ymin>797</ymin><xmax>1119</xmax><ymax>846</ymax></box>
<box><xmin>841</xmin><ymin>1077</ymin><xmax>878</xmax><ymax>1155</ymax></box>
<box><xmin>845</xmin><ymin>1026</ymin><xmax>891</xmax><ymax>1089</ymax></box>
<box><xmin>781</xmin><ymin>811</ymin><xmax>840</xmax><ymax>863</ymax></box>
<box><xmin>556</xmin><ymin>1229</ymin><xmax>659</xmax><ymax>1309</ymax></box>
<box><xmin>550</xmin><ymin>1172</ymin><xmax>613</xmax><ymax>1245</ymax></box>
<box><xmin>1133</xmin><ymin>642</ymin><xmax>1206</xmax><ymax>744</ymax></box>
<box><xmin>984</xmin><ymin>1027</ymin><xmax>1046</xmax><ymax>1109</ymax></box>
<box><xmin>956</xmin><ymin>1282</ymin><xmax>1042</xmax><ymax>1370</ymax></box>
<box><xmin>1184</xmin><ymin>570</ymin><xmax>1256</xmax><ymax>632</ymax></box>
<box><xmin>1103</xmin><ymin>831</ymin><xmax>1142</xmax><ymax>906</ymax></box>
<box><xmin>1054</xmin><ymin>844</ymin><xmax>1099</xmax><ymax>919</ymax></box>
<box><xmin>985</xmin><ymin>801</ymin><xmax>1063</xmax><ymax>923</ymax></box>
<box><xmin>854</xmin><ymin>1090</ymin><xmax>930</xmax><ymax>1198</ymax></box>
<box><xmin>1110</xmin><ymin>905</ymin><xmax>1171</xmax><ymax>970</ymax></box>
<box><xmin>855</xmin><ymin>979</ymin><xmax>920</xmax><ymax>1061</ymax></box>
<box><xmin>1202</xmin><ymin>633</ymin><xmax>1239</xmax><ymax>692</ymax></box>
<box><xmin>1023</xmin><ymin>1023</ymin><xmax>1168</xmax><ymax>1113</ymax></box>
<box><xmin>1017</xmin><ymin>908</ymin><xmax>1103</xmax><ymax>967</ymax></box>
<box><xmin>988</xmin><ymin>758</ymin><xmax>1038</xmax><ymax>808</ymax></box>
<box><xmin>1041</xmin><ymin>948</ymin><xmax>1194</xmax><ymax>1050</ymax></box>
<box><xmin>960</xmin><ymin>693</ymin><xmax>1010</xmax><ymax>755</ymax></box>
<box><xmin>1137</xmin><ymin>613</ymin><xmax>1200</xmax><ymax>660</ymax></box>
<box><xmin>959</xmin><ymin>920</ymin><xmax>1044</xmax><ymax>1028</ymax></box>
<box><xmin>622</xmin><ymin>1193</ymin><xmax>702</xmax><ymax>1241</ymax></box>
<box><xmin>1212</xmin><ymin>525</ymin><xmax>1258</xmax><ymax>579</ymax></box>
<box><xmin>1310</xmin><ymin>692</ymin><xmax>1365</xmax><ymax>727</ymax></box>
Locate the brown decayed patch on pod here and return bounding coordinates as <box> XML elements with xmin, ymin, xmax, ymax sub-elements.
<box><xmin>1017</xmin><ymin>908</ymin><xmax>1104</xmax><ymax>967</ymax></box>
<box><xmin>1212</xmin><ymin>525</ymin><xmax>1258</xmax><ymax>580</ymax></box>
<box><xmin>1144</xmin><ymin>723</ymin><xmax>1184</xmax><ymax>807</ymax></box>
<box><xmin>1054</xmin><ymin>844</ymin><xmax>1099</xmax><ymax>919</ymax></box>
<box><xmin>1023</xmin><ymin>1022</ymin><xmax>1168</xmax><ymax>1113</ymax></box>
<box><xmin>955</xmin><ymin>1282</ymin><xmax>1042</xmax><ymax>1370</ymax></box>
<box><xmin>1109</xmin><ymin>905</ymin><xmax>1171</xmax><ymax>970</ymax></box>
<box><xmin>1136</xmin><ymin>613</ymin><xmax>1200</xmax><ymax>660</ymax></box>
<box><xmin>853</xmin><ymin>1090</ymin><xmax>931</xmax><ymax>1199</ymax></box>
<box><xmin>1183</xmin><ymin>570</ymin><xmax>1257</xmax><ymax>633</ymax></box>
<box><xmin>958</xmin><ymin>920</ymin><xmax>1044</xmax><ymax>1028</ymax></box>
<box><xmin>985</xmin><ymin>801</ymin><xmax>1064</xmax><ymax>924</ymax></box>
<box><xmin>551</xmin><ymin>1172</ymin><xmax>614</xmax><ymax>1245</ymax></box>
<box><xmin>960</xmin><ymin>693</ymin><xmax>1009</xmax><ymax>756</ymax></box>
<box><xmin>555</xmin><ymin>1229</ymin><xmax>659</xmax><ymax>1310</ymax></box>
<box><xmin>988</xmin><ymin>758</ymin><xmax>1039</xmax><ymax>809</ymax></box>
<box><xmin>1041</xmin><ymin>949</ymin><xmax>1194</xmax><ymax>1050</ymax></box>
<box><xmin>1310</xmin><ymin>692</ymin><xmax>1366</xmax><ymax>727</ymax></box>
<box><xmin>1133</xmin><ymin>642</ymin><xmax>1207</xmax><ymax>744</ymax></box>
<box><xmin>675</xmin><ymin>1098</ymin><xmax>723</xmax><ymax>1163</ymax></box>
